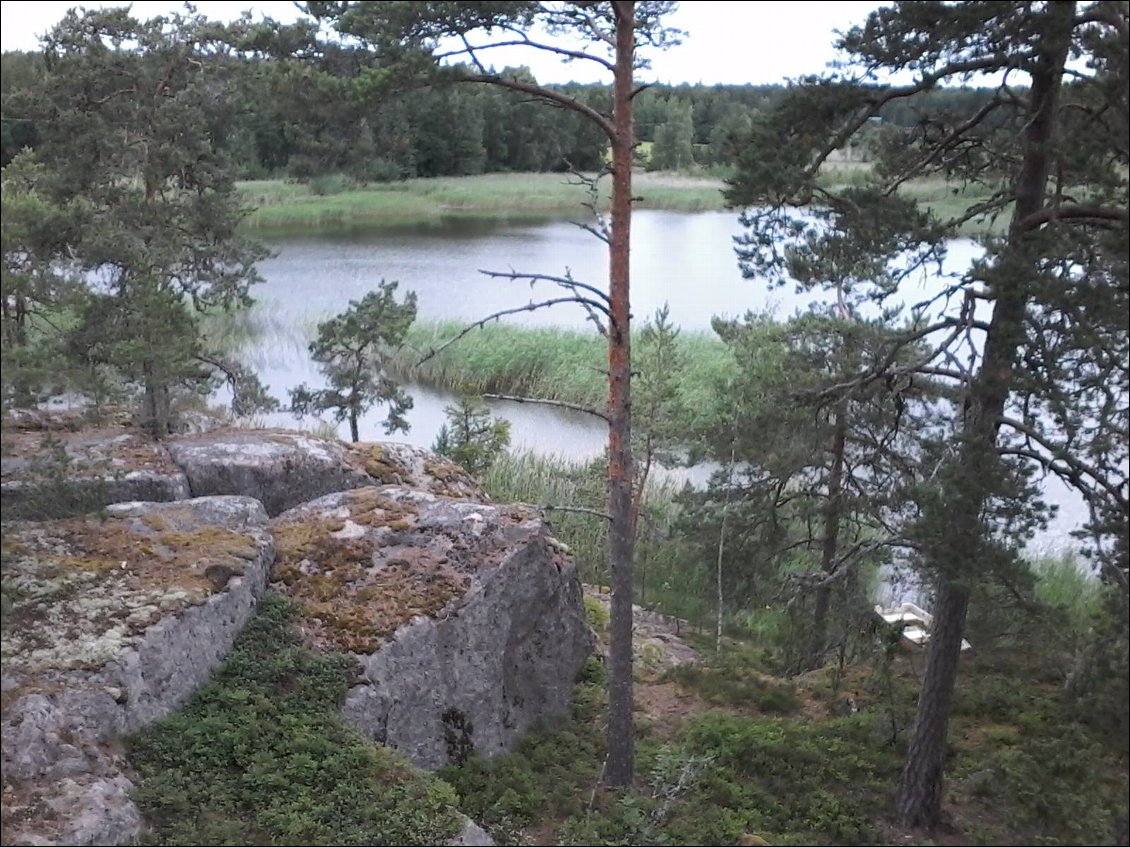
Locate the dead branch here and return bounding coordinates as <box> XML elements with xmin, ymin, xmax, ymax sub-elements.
<box><xmin>415</xmin><ymin>297</ymin><xmax>610</xmax><ymax>365</ymax></box>
<box><xmin>484</xmin><ymin>392</ymin><xmax>609</xmax><ymax>423</ymax></box>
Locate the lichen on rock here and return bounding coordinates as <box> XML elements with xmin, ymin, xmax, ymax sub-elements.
<box><xmin>270</xmin><ymin>486</ymin><xmax>594</xmax><ymax>770</ymax></box>
<box><xmin>1</xmin><ymin>496</ymin><xmax>275</xmax><ymax>847</ymax></box>
<box><xmin>0</xmin><ymin>426</ymin><xmax>190</xmax><ymax>520</ymax></box>
<box><xmin>2</xmin><ymin>499</ymin><xmax>267</xmax><ymax>674</ymax></box>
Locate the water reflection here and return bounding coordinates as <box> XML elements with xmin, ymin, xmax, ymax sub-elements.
<box><xmin>239</xmin><ymin>210</ymin><xmax>1085</xmax><ymax>550</ymax></box>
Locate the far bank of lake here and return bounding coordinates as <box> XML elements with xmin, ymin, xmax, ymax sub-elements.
<box><xmin>227</xmin><ymin>206</ymin><xmax>1085</xmax><ymax>553</ymax></box>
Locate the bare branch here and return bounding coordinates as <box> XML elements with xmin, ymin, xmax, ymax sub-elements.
<box><xmin>442</xmin><ymin>25</ymin><xmax>617</xmax><ymax>72</ymax></box>
<box><xmin>542</xmin><ymin>504</ymin><xmax>613</xmax><ymax>521</ymax></box>
<box><xmin>484</xmin><ymin>392</ymin><xmax>609</xmax><ymax>423</ymax></box>
<box><xmin>415</xmin><ymin>297</ymin><xmax>609</xmax><ymax>365</ymax></box>
<box><xmin>479</xmin><ymin>266</ymin><xmax>611</xmax><ymax>334</ymax></box>
<box><xmin>478</xmin><ymin>268</ymin><xmax>611</xmax><ymax>306</ymax></box>
<box><xmin>571</xmin><ymin>220</ymin><xmax>611</xmax><ymax>245</ymax></box>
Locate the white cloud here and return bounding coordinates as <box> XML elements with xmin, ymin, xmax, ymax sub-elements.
<box><xmin>0</xmin><ymin>0</ymin><xmax>884</xmax><ymax>86</ymax></box>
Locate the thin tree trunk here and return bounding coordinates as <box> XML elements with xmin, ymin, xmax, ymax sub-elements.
<box><xmin>604</xmin><ymin>0</ymin><xmax>636</xmax><ymax>790</ymax></box>
<box><xmin>715</xmin><ymin>501</ymin><xmax>727</xmax><ymax>654</ymax></box>
<box><xmin>896</xmin><ymin>581</ymin><xmax>970</xmax><ymax>824</ymax></box>
<box><xmin>349</xmin><ymin>412</ymin><xmax>359</xmax><ymax>443</ymax></box>
<box><xmin>896</xmin><ymin>2</ymin><xmax>1075</xmax><ymax>828</ymax></box>
<box><xmin>142</xmin><ymin>360</ymin><xmax>170</xmax><ymax>439</ymax></box>
<box><xmin>811</xmin><ymin>405</ymin><xmax>847</xmax><ymax>666</ymax></box>
<box><xmin>716</xmin><ymin>441</ymin><xmax>736</xmax><ymax>654</ymax></box>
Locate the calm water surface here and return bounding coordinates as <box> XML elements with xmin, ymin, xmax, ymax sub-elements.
<box><xmin>239</xmin><ymin>210</ymin><xmax>1084</xmax><ymax>551</ymax></box>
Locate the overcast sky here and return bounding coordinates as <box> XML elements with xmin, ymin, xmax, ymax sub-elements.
<box><xmin>0</xmin><ymin>1</ymin><xmax>885</xmax><ymax>85</ymax></box>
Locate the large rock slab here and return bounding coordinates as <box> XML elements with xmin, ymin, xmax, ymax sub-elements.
<box><xmin>0</xmin><ymin>427</ymin><xmax>190</xmax><ymax>520</ymax></box>
<box><xmin>343</xmin><ymin>441</ymin><xmax>487</xmax><ymax>500</ymax></box>
<box><xmin>166</xmin><ymin>429</ymin><xmax>375</xmax><ymax>516</ymax></box>
<box><xmin>166</xmin><ymin>431</ymin><xmax>483</xmax><ymax>517</ymax></box>
<box><xmin>0</xmin><ymin>497</ymin><xmax>274</xmax><ymax>846</ymax></box>
<box><xmin>270</xmin><ymin>486</ymin><xmax>592</xmax><ymax>770</ymax></box>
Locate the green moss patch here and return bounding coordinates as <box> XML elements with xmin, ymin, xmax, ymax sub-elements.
<box><xmin>128</xmin><ymin>594</ymin><xmax>462</xmax><ymax>846</ymax></box>
<box><xmin>270</xmin><ymin>489</ymin><xmax>469</xmax><ymax>654</ymax></box>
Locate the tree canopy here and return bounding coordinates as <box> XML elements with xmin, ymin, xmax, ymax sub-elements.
<box><xmin>726</xmin><ymin>0</ymin><xmax>1128</xmax><ymax>828</ymax></box>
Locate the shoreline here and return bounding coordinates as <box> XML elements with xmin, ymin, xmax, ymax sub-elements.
<box><xmin>237</xmin><ymin>169</ymin><xmax>1000</xmax><ymax>235</ymax></box>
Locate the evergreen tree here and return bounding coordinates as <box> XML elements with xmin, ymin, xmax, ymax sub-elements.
<box><xmin>648</xmin><ymin>97</ymin><xmax>695</xmax><ymax>171</ymax></box>
<box><xmin>432</xmin><ymin>397</ymin><xmax>511</xmax><ymax>475</ymax></box>
<box><xmin>6</xmin><ymin>8</ymin><xmax>272</xmax><ymax>435</ymax></box>
<box><xmin>305</xmin><ymin>0</ymin><xmax>681</xmax><ymax>787</ymax></box>
<box><xmin>726</xmin><ymin>0</ymin><xmax>1128</xmax><ymax>828</ymax></box>
<box><xmin>290</xmin><ymin>281</ymin><xmax>417</xmax><ymax>442</ymax></box>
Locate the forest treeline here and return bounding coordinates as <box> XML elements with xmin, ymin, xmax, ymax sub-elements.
<box><xmin>1</xmin><ymin>3</ymin><xmax>1127</xmax><ymax>843</ymax></box>
<box><xmin>1</xmin><ymin>45</ymin><xmax>1002</xmax><ymax>180</ymax></box>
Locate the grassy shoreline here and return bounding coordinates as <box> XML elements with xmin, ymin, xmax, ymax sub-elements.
<box><xmin>390</xmin><ymin>320</ymin><xmax>738</xmax><ymax>414</ymax></box>
<box><xmin>238</xmin><ymin>169</ymin><xmax>998</xmax><ymax>233</ymax></box>
<box><xmin>238</xmin><ymin>171</ymin><xmax>729</xmax><ymax>230</ymax></box>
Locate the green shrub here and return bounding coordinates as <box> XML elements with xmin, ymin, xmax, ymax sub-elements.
<box><xmin>128</xmin><ymin>594</ymin><xmax>461</xmax><ymax>846</ymax></box>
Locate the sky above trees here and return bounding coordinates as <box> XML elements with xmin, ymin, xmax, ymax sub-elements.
<box><xmin>0</xmin><ymin>0</ymin><xmax>884</xmax><ymax>85</ymax></box>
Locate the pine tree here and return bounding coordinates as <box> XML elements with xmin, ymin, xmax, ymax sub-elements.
<box><xmin>726</xmin><ymin>0</ymin><xmax>1128</xmax><ymax>828</ymax></box>
<box><xmin>432</xmin><ymin>397</ymin><xmax>511</xmax><ymax>475</ymax></box>
<box><xmin>290</xmin><ymin>281</ymin><xmax>417</xmax><ymax>442</ymax></box>
<box><xmin>305</xmin><ymin>0</ymin><xmax>682</xmax><ymax>787</ymax></box>
<box><xmin>648</xmin><ymin>97</ymin><xmax>695</xmax><ymax>171</ymax></box>
<box><xmin>7</xmin><ymin>7</ymin><xmax>272</xmax><ymax>435</ymax></box>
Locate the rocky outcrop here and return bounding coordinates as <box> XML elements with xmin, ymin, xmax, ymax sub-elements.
<box><xmin>1</xmin><ymin>420</ymin><xmax>485</xmax><ymax>521</ymax></box>
<box><xmin>271</xmin><ymin>486</ymin><xmax>593</xmax><ymax>770</ymax></box>
<box><xmin>166</xmin><ymin>429</ymin><xmax>376</xmax><ymax>516</ymax></box>
<box><xmin>0</xmin><ymin>427</ymin><xmax>190</xmax><ymax>520</ymax></box>
<box><xmin>0</xmin><ymin>497</ymin><xmax>274</xmax><ymax>846</ymax></box>
<box><xmin>343</xmin><ymin>441</ymin><xmax>487</xmax><ymax>500</ymax></box>
<box><xmin>166</xmin><ymin>430</ymin><xmax>485</xmax><ymax>516</ymax></box>
<box><xmin>447</xmin><ymin>816</ymin><xmax>496</xmax><ymax>846</ymax></box>
<box><xmin>1</xmin><ymin>421</ymin><xmax>589</xmax><ymax>844</ymax></box>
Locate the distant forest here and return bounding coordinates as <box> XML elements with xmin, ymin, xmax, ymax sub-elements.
<box><xmin>0</xmin><ymin>48</ymin><xmax>1003</xmax><ymax>180</ymax></box>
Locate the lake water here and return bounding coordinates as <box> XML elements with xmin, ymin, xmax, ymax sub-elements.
<box><xmin>238</xmin><ymin>209</ymin><xmax>1085</xmax><ymax>552</ymax></box>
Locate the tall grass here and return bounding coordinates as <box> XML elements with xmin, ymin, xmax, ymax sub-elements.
<box><xmin>1029</xmin><ymin>549</ymin><xmax>1104</xmax><ymax>630</ymax></box>
<box><xmin>484</xmin><ymin>450</ymin><xmax>610</xmax><ymax>582</ymax></box>
<box><xmin>483</xmin><ymin>449</ymin><xmax>710</xmax><ymax>625</ymax></box>
<box><xmin>392</xmin><ymin>320</ymin><xmax>738</xmax><ymax>411</ymax></box>
<box><xmin>239</xmin><ymin>169</ymin><xmax>1005</xmax><ymax>237</ymax></box>
<box><xmin>238</xmin><ymin>172</ymin><xmax>728</xmax><ymax>230</ymax></box>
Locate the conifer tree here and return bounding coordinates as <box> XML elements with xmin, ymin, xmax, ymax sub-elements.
<box><xmin>726</xmin><ymin>0</ymin><xmax>1128</xmax><ymax>828</ymax></box>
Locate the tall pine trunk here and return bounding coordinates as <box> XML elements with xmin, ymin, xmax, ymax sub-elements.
<box><xmin>604</xmin><ymin>0</ymin><xmax>637</xmax><ymax>789</ymax></box>
<box><xmin>811</xmin><ymin>405</ymin><xmax>847</xmax><ymax>666</ymax></box>
<box><xmin>142</xmin><ymin>360</ymin><xmax>171</xmax><ymax>439</ymax></box>
<box><xmin>896</xmin><ymin>2</ymin><xmax>1075</xmax><ymax>827</ymax></box>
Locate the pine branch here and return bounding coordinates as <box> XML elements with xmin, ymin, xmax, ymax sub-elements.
<box><xmin>542</xmin><ymin>504</ymin><xmax>613</xmax><ymax>521</ymax></box>
<box><xmin>997</xmin><ymin>415</ymin><xmax>1129</xmax><ymax>510</ymax></box>
<box><xmin>415</xmin><ymin>297</ymin><xmax>610</xmax><ymax>366</ymax></box>
<box><xmin>483</xmin><ymin>393</ymin><xmax>608</xmax><ymax>423</ymax></box>
<box><xmin>461</xmin><ymin>73</ymin><xmax>615</xmax><ymax>140</ymax></box>
<box><xmin>1018</xmin><ymin>203</ymin><xmax>1130</xmax><ymax>231</ymax></box>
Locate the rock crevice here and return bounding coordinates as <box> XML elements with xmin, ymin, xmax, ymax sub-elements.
<box><xmin>1</xmin><ymin>427</ymin><xmax>589</xmax><ymax>845</ymax></box>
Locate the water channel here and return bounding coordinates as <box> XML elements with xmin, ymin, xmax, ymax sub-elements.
<box><xmin>236</xmin><ymin>209</ymin><xmax>1085</xmax><ymax>553</ymax></box>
